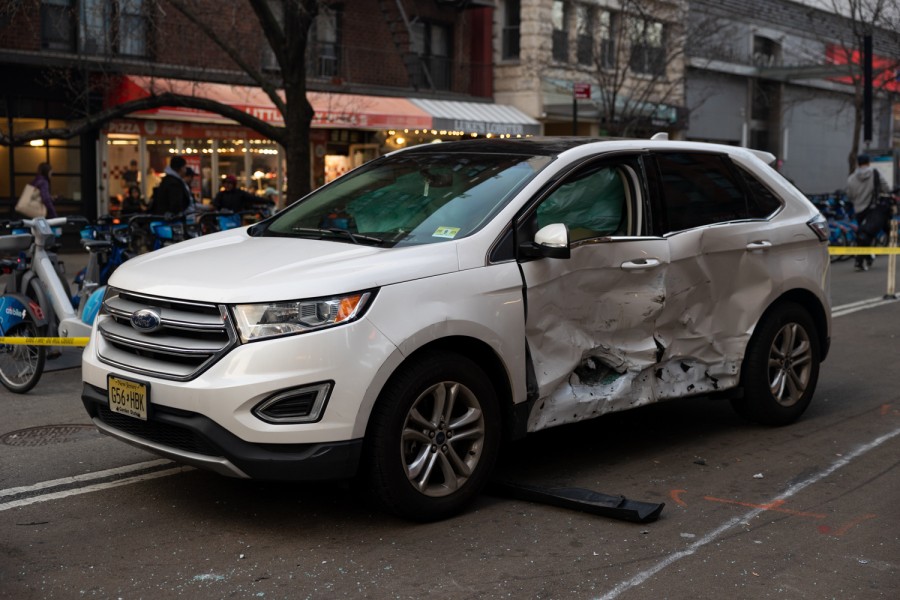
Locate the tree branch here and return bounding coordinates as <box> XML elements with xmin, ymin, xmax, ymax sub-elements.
<box><xmin>162</xmin><ymin>0</ymin><xmax>287</xmax><ymax>115</ymax></box>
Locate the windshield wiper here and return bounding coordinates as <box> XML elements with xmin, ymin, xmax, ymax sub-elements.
<box><xmin>290</xmin><ymin>227</ymin><xmax>385</xmax><ymax>246</ymax></box>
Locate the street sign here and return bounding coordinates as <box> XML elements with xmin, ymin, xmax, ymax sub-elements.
<box><xmin>574</xmin><ymin>82</ymin><xmax>591</xmax><ymax>99</ymax></box>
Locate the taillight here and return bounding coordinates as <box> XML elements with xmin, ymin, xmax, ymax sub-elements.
<box><xmin>807</xmin><ymin>214</ymin><xmax>829</xmax><ymax>242</ymax></box>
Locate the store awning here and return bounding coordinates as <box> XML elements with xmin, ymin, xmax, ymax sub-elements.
<box><xmin>409</xmin><ymin>98</ymin><xmax>541</xmax><ymax>136</ymax></box>
<box><xmin>111</xmin><ymin>76</ymin><xmax>433</xmax><ymax>131</ymax></box>
<box><xmin>108</xmin><ymin>76</ymin><xmax>541</xmax><ymax>136</ymax></box>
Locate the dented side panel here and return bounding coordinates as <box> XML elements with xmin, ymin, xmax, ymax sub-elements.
<box><xmin>521</xmin><ymin>238</ymin><xmax>670</xmax><ymax>430</ymax></box>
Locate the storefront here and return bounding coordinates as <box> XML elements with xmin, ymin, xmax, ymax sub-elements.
<box><xmin>101</xmin><ymin>75</ymin><xmax>541</xmax><ymax>214</ymax></box>
<box><xmin>100</xmin><ymin>119</ymin><xmax>281</xmax><ymax>214</ymax></box>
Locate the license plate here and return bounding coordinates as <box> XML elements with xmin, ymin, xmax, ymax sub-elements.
<box><xmin>107</xmin><ymin>375</ymin><xmax>149</xmax><ymax>421</ymax></box>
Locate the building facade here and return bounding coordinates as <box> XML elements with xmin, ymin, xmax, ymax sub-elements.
<box><xmin>1</xmin><ymin>0</ymin><xmax>538</xmax><ymax>219</ymax></box>
<box><xmin>684</xmin><ymin>0</ymin><xmax>899</xmax><ymax>193</ymax></box>
<box><xmin>493</xmin><ymin>0</ymin><xmax>688</xmax><ymax>138</ymax></box>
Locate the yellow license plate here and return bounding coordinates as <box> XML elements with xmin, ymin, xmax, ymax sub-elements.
<box><xmin>108</xmin><ymin>375</ymin><xmax>149</xmax><ymax>420</ymax></box>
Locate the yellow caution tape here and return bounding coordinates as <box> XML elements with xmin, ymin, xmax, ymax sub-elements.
<box><xmin>0</xmin><ymin>337</ymin><xmax>90</xmax><ymax>347</ymax></box>
<box><xmin>828</xmin><ymin>246</ymin><xmax>900</xmax><ymax>255</ymax></box>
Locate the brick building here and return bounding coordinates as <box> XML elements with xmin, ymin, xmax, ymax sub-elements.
<box><xmin>1</xmin><ymin>0</ymin><xmax>538</xmax><ymax>218</ymax></box>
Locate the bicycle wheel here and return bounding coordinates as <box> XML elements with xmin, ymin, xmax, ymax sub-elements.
<box><xmin>0</xmin><ymin>321</ymin><xmax>46</xmax><ymax>394</ymax></box>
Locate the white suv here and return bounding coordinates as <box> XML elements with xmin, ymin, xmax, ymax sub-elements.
<box><xmin>81</xmin><ymin>138</ymin><xmax>831</xmax><ymax>520</ymax></box>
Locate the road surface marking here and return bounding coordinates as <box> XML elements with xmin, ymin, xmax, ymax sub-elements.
<box><xmin>0</xmin><ymin>459</ymin><xmax>172</xmax><ymax>498</ymax></box>
<box><xmin>595</xmin><ymin>425</ymin><xmax>900</xmax><ymax>600</ymax></box>
<box><xmin>0</xmin><ymin>467</ymin><xmax>189</xmax><ymax>512</ymax></box>
<box><xmin>832</xmin><ymin>297</ymin><xmax>898</xmax><ymax>318</ymax></box>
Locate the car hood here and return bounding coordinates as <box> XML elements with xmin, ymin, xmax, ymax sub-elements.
<box><xmin>109</xmin><ymin>228</ymin><xmax>461</xmax><ymax>303</ymax></box>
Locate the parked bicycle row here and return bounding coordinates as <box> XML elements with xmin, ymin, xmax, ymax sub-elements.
<box><xmin>0</xmin><ymin>206</ymin><xmax>272</xmax><ymax>393</ymax></box>
<box><xmin>807</xmin><ymin>189</ymin><xmax>899</xmax><ymax>263</ymax></box>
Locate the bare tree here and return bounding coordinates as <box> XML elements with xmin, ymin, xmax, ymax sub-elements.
<box><xmin>0</xmin><ymin>0</ymin><xmax>323</xmax><ymax>200</ymax></box>
<box><xmin>588</xmin><ymin>0</ymin><xmax>688</xmax><ymax>137</ymax></box>
<box><xmin>532</xmin><ymin>0</ymin><xmax>730</xmax><ymax>138</ymax></box>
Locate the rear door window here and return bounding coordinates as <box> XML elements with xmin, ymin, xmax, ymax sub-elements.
<box><xmin>653</xmin><ymin>153</ymin><xmax>749</xmax><ymax>233</ymax></box>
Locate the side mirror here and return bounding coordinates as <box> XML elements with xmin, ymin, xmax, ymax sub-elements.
<box><xmin>519</xmin><ymin>223</ymin><xmax>571</xmax><ymax>259</ymax></box>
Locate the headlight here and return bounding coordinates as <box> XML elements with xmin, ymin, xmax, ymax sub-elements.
<box><xmin>231</xmin><ymin>291</ymin><xmax>373</xmax><ymax>342</ymax></box>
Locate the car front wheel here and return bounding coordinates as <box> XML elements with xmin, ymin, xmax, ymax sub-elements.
<box><xmin>732</xmin><ymin>302</ymin><xmax>821</xmax><ymax>426</ymax></box>
<box><xmin>365</xmin><ymin>352</ymin><xmax>501</xmax><ymax>521</ymax></box>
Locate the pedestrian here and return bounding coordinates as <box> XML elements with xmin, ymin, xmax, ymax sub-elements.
<box><xmin>148</xmin><ymin>155</ymin><xmax>192</xmax><ymax>215</ymax></box>
<box><xmin>31</xmin><ymin>162</ymin><xmax>58</xmax><ymax>218</ymax></box>
<box><xmin>144</xmin><ymin>166</ymin><xmax>161</xmax><ymax>200</ymax></box>
<box><xmin>122</xmin><ymin>159</ymin><xmax>140</xmax><ymax>192</ymax></box>
<box><xmin>846</xmin><ymin>154</ymin><xmax>889</xmax><ymax>272</ymax></box>
<box><xmin>121</xmin><ymin>185</ymin><xmax>145</xmax><ymax>215</ymax></box>
<box><xmin>213</xmin><ymin>174</ymin><xmax>258</xmax><ymax>212</ymax></box>
<box><xmin>182</xmin><ymin>167</ymin><xmax>211</xmax><ymax>221</ymax></box>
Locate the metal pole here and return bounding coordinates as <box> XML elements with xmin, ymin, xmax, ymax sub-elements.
<box><xmin>885</xmin><ymin>218</ymin><xmax>898</xmax><ymax>300</ymax></box>
<box><xmin>864</xmin><ymin>34</ymin><xmax>873</xmax><ymax>146</ymax></box>
<box><xmin>573</xmin><ymin>95</ymin><xmax>578</xmax><ymax>136</ymax></box>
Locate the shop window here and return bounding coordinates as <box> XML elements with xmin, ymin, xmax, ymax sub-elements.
<box><xmin>501</xmin><ymin>0</ymin><xmax>520</xmax><ymax>60</ymax></box>
<box><xmin>41</xmin><ymin>0</ymin><xmax>76</xmax><ymax>51</ymax></box>
<box><xmin>629</xmin><ymin>18</ymin><xmax>665</xmax><ymax>76</ymax></box>
<box><xmin>79</xmin><ymin>0</ymin><xmax>149</xmax><ymax>57</ymax></box>
<box><xmin>551</xmin><ymin>0</ymin><xmax>568</xmax><ymax>63</ymax></box>
<box><xmin>410</xmin><ymin>21</ymin><xmax>452</xmax><ymax>91</ymax></box>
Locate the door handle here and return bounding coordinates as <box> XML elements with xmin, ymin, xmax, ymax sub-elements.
<box><xmin>746</xmin><ymin>240</ymin><xmax>773</xmax><ymax>252</ymax></box>
<box><xmin>621</xmin><ymin>258</ymin><xmax>661</xmax><ymax>271</ymax></box>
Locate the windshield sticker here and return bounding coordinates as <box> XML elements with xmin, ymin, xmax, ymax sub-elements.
<box><xmin>433</xmin><ymin>226</ymin><xmax>461</xmax><ymax>239</ymax></box>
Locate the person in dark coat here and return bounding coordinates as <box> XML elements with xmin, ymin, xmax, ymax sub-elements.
<box><xmin>31</xmin><ymin>162</ymin><xmax>58</xmax><ymax>218</ymax></box>
<box><xmin>149</xmin><ymin>155</ymin><xmax>192</xmax><ymax>215</ymax></box>
<box><xmin>213</xmin><ymin>175</ymin><xmax>259</xmax><ymax>212</ymax></box>
<box><xmin>121</xmin><ymin>185</ymin><xmax>145</xmax><ymax>215</ymax></box>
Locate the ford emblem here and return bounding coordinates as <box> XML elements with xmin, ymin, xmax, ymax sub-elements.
<box><xmin>131</xmin><ymin>308</ymin><xmax>163</xmax><ymax>333</ymax></box>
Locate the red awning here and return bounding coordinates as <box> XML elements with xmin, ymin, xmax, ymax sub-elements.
<box><xmin>109</xmin><ymin>76</ymin><xmax>433</xmax><ymax>130</ymax></box>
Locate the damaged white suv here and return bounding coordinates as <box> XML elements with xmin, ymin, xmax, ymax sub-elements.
<box><xmin>81</xmin><ymin>137</ymin><xmax>831</xmax><ymax>520</ymax></box>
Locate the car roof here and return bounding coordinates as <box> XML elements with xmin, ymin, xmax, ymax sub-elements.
<box><xmin>398</xmin><ymin>136</ymin><xmax>776</xmax><ymax>165</ymax></box>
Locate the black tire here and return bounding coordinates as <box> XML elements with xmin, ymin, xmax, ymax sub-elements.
<box><xmin>365</xmin><ymin>352</ymin><xmax>501</xmax><ymax>521</ymax></box>
<box><xmin>732</xmin><ymin>302</ymin><xmax>820</xmax><ymax>426</ymax></box>
<box><xmin>0</xmin><ymin>321</ymin><xmax>46</xmax><ymax>394</ymax></box>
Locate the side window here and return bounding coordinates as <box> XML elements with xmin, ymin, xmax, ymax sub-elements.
<box><xmin>737</xmin><ymin>167</ymin><xmax>784</xmax><ymax>218</ymax></box>
<box><xmin>536</xmin><ymin>164</ymin><xmax>630</xmax><ymax>242</ymax></box>
<box><xmin>655</xmin><ymin>153</ymin><xmax>748</xmax><ymax>233</ymax></box>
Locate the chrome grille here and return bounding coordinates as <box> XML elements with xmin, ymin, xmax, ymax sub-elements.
<box><xmin>97</xmin><ymin>288</ymin><xmax>238</xmax><ymax>380</ymax></box>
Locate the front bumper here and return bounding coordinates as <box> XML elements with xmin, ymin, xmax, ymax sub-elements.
<box><xmin>82</xmin><ymin>383</ymin><xmax>364</xmax><ymax>480</ymax></box>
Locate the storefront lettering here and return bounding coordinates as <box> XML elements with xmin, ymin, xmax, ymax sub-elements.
<box><xmin>451</xmin><ymin>120</ymin><xmax>526</xmax><ymax>136</ymax></box>
<box><xmin>107</xmin><ymin>121</ymin><xmax>142</xmax><ymax>134</ymax></box>
<box><xmin>245</xmin><ymin>107</ymin><xmax>283</xmax><ymax>123</ymax></box>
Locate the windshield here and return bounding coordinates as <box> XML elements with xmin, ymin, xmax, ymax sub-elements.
<box><xmin>263</xmin><ymin>151</ymin><xmax>552</xmax><ymax>247</ymax></box>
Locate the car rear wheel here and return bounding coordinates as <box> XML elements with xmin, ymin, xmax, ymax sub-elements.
<box><xmin>732</xmin><ymin>302</ymin><xmax>820</xmax><ymax>426</ymax></box>
<box><xmin>365</xmin><ymin>352</ymin><xmax>500</xmax><ymax>521</ymax></box>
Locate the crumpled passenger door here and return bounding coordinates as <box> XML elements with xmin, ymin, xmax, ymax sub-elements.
<box><xmin>516</xmin><ymin>157</ymin><xmax>670</xmax><ymax>431</ymax></box>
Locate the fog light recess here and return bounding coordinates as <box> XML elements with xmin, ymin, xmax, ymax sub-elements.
<box><xmin>252</xmin><ymin>382</ymin><xmax>333</xmax><ymax>424</ymax></box>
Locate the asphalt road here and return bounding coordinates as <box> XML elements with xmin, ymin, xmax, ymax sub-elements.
<box><xmin>1</xmin><ymin>255</ymin><xmax>898</xmax><ymax>599</ymax></box>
